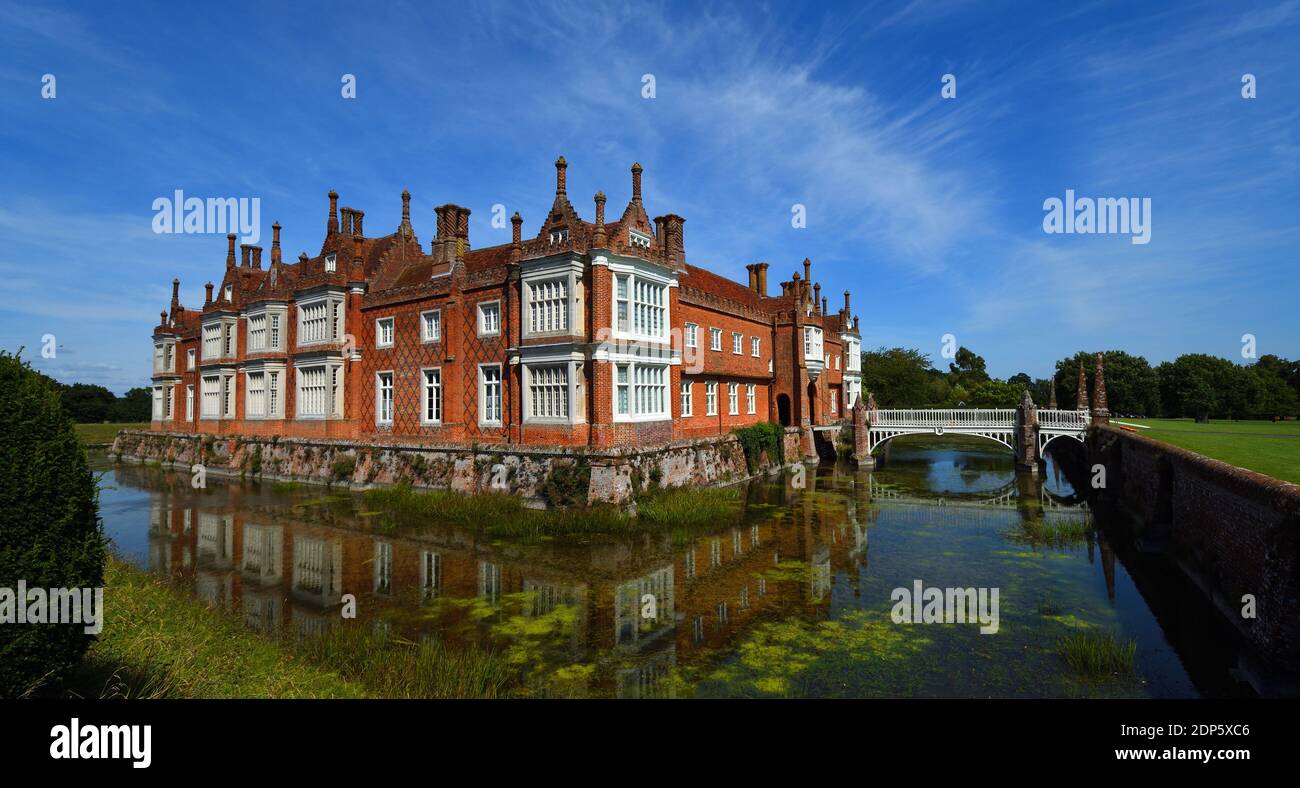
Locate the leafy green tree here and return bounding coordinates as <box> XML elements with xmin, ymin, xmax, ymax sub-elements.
<box><xmin>0</xmin><ymin>352</ymin><xmax>105</xmax><ymax>696</ymax></box>
<box><xmin>58</xmin><ymin>383</ymin><xmax>116</xmax><ymax>423</ymax></box>
<box><xmin>1053</xmin><ymin>350</ymin><xmax>1158</xmax><ymax>416</ymax></box>
<box><xmin>861</xmin><ymin>347</ymin><xmax>940</xmax><ymax>407</ymax></box>
<box><xmin>110</xmin><ymin>387</ymin><xmax>152</xmax><ymax>422</ymax></box>
<box><xmin>947</xmin><ymin>346</ymin><xmax>989</xmax><ymax>388</ymax></box>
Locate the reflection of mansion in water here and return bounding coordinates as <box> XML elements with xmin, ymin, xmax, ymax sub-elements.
<box><xmin>138</xmin><ymin>465</ymin><xmax>873</xmax><ymax>697</ymax></box>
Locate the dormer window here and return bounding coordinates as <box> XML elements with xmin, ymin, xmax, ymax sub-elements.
<box><xmin>629</xmin><ymin>230</ymin><xmax>651</xmax><ymax>250</ymax></box>
<box><xmin>548</xmin><ymin>228</ymin><xmax>569</xmax><ymax>245</ymax></box>
<box><xmin>324</xmin><ymin>253</ymin><xmax>337</xmax><ymax>273</ymax></box>
<box><xmin>223</xmin><ymin>284</ymin><xmax>233</xmax><ymax>301</ymax></box>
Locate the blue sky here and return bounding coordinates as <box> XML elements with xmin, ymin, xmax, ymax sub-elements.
<box><xmin>1</xmin><ymin>0</ymin><xmax>1297</xmax><ymax>394</ymax></box>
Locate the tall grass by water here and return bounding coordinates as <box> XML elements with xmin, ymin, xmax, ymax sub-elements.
<box><xmin>1056</xmin><ymin>631</ymin><xmax>1137</xmax><ymax>678</ymax></box>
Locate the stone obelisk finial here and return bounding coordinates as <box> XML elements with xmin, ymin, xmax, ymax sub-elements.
<box><xmin>1092</xmin><ymin>352</ymin><xmax>1110</xmax><ymax>424</ymax></box>
<box><xmin>1076</xmin><ymin>361</ymin><xmax>1090</xmax><ymax>411</ymax></box>
<box><xmin>1048</xmin><ymin>376</ymin><xmax>1058</xmax><ymax>409</ymax></box>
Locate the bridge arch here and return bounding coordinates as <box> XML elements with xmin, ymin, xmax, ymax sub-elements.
<box><xmin>869</xmin><ymin>427</ymin><xmax>1015</xmax><ymax>455</ymax></box>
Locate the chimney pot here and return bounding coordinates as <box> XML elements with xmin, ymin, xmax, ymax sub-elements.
<box><xmin>204</xmin><ymin>282</ymin><xmax>214</xmax><ymax>304</ymax></box>
<box><xmin>511</xmin><ymin>211</ymin><xmax>523</xmax><ymax>246</ymax></box>
<box><xmin>226</xmin><ymin>234</ymin><xmax>237</xmax><ymax>268</ymax></box>
<box><xmin>328</xmin><ymin>191</ymin><xmax>339</xmax><ymax>235</ymax></box>
<box><xmin>555</xmin><ymin>156</ymin><xmax>567</xmax><ymax>195</ymax></box>
<box><xmin>844</xmin><ymin>290</ymin><xmax>851</xmax><ymax>312</ymax></box>
<box><xmin>756</xmin><ymin>263</ymin><xmax>768</xmax><ymax>297</ymax></box>
<box><xmin>747</xmin><ymin>264</ymin><xmax>758</xmax><ymax>292</ymax></box>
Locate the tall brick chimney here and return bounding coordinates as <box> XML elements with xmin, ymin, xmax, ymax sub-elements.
<box><xmin>226</xmin><ymin>234</ymin><xmax>236</xmax><ymax>268</ymax></box>
<box><xmin>756</xmin><ymin>263</ymin><xmax>768</xmax><ymax>297</ymax></box>
<box><xmin>555</xmin><ymin>156</ymin><xmax>567</xmax><ymax>195</ymax></box>
<box><xmin>655</xmin><ymin>214</ymin><xmax>685</xmax><ymax>268</ymax></box>
<box><xmin>631</xmin><ymin>162</ymin><xmax>643</xmax><ymax>203</ymax></box>
<box><xmin>353</xmin><ymin>210</ymin><xmax>364</xmax><ymax>237</ymax></box>
<box><xmin>239</xmin><ymin>244</ymin><xmax>251</xmax><ymax>268</ymax></box>
<box><xmin>399</xmin><ymin>190</ymin><xmax>413</xmax><ymax>238</ymax></box>
<box><xmin>327</xmin><ymin>191</ymin><xmax>339</xmax><ymax>235</ymax></box>
<box><xmin>746</xmin><ymin>264</ymin><xmax>758</xmax><ymax>292</ymax></box>
<box><xmin>593</xmin><ymin>192</ymin><xmax>607</xmax><ymax>247</ymax></box>
<box><xmin>204</xmin><ymin>282</ymin><xmax>213</xmax><ymax>305</ymax></box>
<box><xmin>251</xmin><ymin>245</ymin><xmax>262</xmax><ymax>269</ymax></box>
<box><xmin>171</xmin><ymin>278</ymin><xmax>180</xmax><ymax>309</ymax></box>
<box><xmin>271</xmin><ymin>222</ymin><xmax>281</xmax><ymax>265</ymax></box>
<box><xmin>814</xmin><ymin>283</ymin><xmax>821</xmax><ymax>313</ymax></box>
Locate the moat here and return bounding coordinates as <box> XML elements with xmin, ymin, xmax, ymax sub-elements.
<box><xmin>91</xmin><ymin>440</ymin><xmax>1252</xmax><ymax>698</ymax></box>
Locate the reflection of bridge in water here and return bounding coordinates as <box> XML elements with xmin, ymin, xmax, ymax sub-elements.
<box><xmin>866</xmin><ymin>474</ymin><xmax>1088</xmax><ymax>514</ymax></box>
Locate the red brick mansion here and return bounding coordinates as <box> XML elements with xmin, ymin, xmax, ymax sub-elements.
<box><xmin>149</xmin><ymin>158</ymin><xmax>862</xmax><ymax>448</ymax></box>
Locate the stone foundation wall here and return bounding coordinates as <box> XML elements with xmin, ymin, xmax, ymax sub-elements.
<box><xmin>109</xmin><ymin>429</ymin><xmax>758</xmax><ymax>506</ymax></box>
<box><xmin>1093</xmin><ymin>425</ymin><xmax>1300</xmax><ymax>675</ymax></box>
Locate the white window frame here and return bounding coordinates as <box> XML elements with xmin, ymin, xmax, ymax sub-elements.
<box><xmin>751</xmin><ymin>337</ymin><xmax>761</xmax><ymax>357</ymax></box>
<box><xmin>185</xmin><ymin>384</ymin><xmax>194</xmax><ymax>420</ymax></box>
<box><xmin>246</xmin><ymin>370</ymin><xmax>267</xmax><ymax>418</ymax></box>
<box><xmin>680</xmin><ymin>381</ymin><xmax>693</xmax><ymax>417</ymax></box>
<box><xmin>611</xmin><ymin>269</ymin><xmax>670</xmax><ymax>342</ymax></box>
<box><xmin>709</xmin><ymin>327</ymin><xmax>722</xmax><ymax>352</ymax></box>
<box><xmin>526</xmin><ymin>277</ymin><xmax>569</xmax><ymax>336</ymax></box>
<box><xmin>479</xmin><ymin>364</ymin><xmax>503</xmax><ymax>425</ymax></box>
<box><xmin>746</xmin><ymin>384</ymin><xmax>756</xmax><ymax>415</ymax></box>
<box><xmin>612</xmin><ymin>361</ymin><xmax>668</xmax><ymax>421</ymax></box>
<box><xmin>324</xmin><ymin>253</ymin><xmax>337</xmax><ymax>273</ymax></box>
<box><xmin>728</xmin><ymin>382</ymin><xmax>738</xmax><ymax>416</ymax></box>
<box><xmin>186</xmin><ymin>348</ymin><xmax>196</xmax><ymax>370</ymax></box>
<box><xmin>421</xmin><ymin>309</ymin><xmax>441</xmax><ymax>343</ymax></box>
<box><xmin>375</xmin><ymin>371</ymin><xmax>394</xmax><ymax>425</ymax></box>
<box><xmin>420</xmin><ymin>367</ymin><xmax>442</xmax><ymax>424</ymax></box>
<box><xmin>201</xmin><ymin>374</ymin><xmax>221</xmax><ymax>418</ymax></box>
<box><xmin>705</xmin><ymin>381</ymin><xmax>718</xmax><ymax>416</ymax></box>
<box><xmin>375</xmin><ymin>317</ymin><xmax>395</xmax><ymax>348</ymax></box>
<box><xmin>525</xmin><ymin>363</ymin><xmax>570</xmax><ymax>422</ymax></box>
<box><xmin>296</xmin><ymin>293</ymin><xmax>345</xmax><ymax>347</ymax></box>
<box><xmin>685</xmin><ymin>323</ymin><xmax>698</xmax><ymax>349</ymax></box>
<box><xmin>294</xmin><ymin>361</ymin><xmax>343</xmax><ymax>419</ymax></box>
<box><xmin>732</xmin><ymin>332</ymin><xmax>742</xmax><ymax>355</ymax></box>
<box><xmin>477</xmin><ymin>300</ymin><xmax>501</xmax><ymax>337</ymax></box>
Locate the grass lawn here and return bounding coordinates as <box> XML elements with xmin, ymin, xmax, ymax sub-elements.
<box><xmin>1116</xmin><ymin>418</ymin><xmax>1300</xmax><ymax>484</ymax></box>
<box><xmin>74</xmin><ymin>422</ymin><xmax>147</xmax><ymax>446</ymax></box>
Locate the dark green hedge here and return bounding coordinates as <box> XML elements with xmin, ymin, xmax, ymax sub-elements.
<box><xmin>0</xmin><ymin>352</ymin><xmax>105</xmax><ymax>696</ymax></box>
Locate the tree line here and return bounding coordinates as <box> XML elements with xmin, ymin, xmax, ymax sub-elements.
<box><xmin>53</xmin><ymin>382</ymin><xmax>151</xmax><ymax>423</ymax></box>
<box><xmin>860</xmin><ymin>346</ymin><xmax>1300</xmax><ymax>420</ymax></box>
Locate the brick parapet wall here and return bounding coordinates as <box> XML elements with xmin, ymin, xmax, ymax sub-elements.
<box><xmin>1093</xmin><ymin>424</ymin><xmax>1300</xmax><ymax>674</ymax></box>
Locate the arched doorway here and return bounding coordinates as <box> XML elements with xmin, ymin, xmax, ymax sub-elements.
<box><xmin>777</xmin><ymin>394</ymin><xmax>792</xmax><ymax>426</ymax></box>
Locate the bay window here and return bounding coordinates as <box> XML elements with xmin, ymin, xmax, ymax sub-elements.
<box><xmin>527</xmin><ymin>364</ymin><xmax>569</xmax><ymax>420</ymax></box>
<box><xmin>527</xmin><ymin>279</ymin><xmax>568</xmax><ymax>334</ymax></box>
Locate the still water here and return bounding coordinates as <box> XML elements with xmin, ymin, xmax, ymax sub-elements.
<box><xmin>91</xmin><ymin>441</ymin><xmax>1248</xmax><ymax>698</ymax></box>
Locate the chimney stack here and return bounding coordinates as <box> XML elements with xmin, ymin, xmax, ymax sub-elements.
<box><xmin>171</xmin><ymin>278</ymin><xmax>180</xmax><ymax>310</ymax></box>
<box><xmin>631</xmin><ymin>162</ymin><xmax>643</xmax><ymax>203</ymax></box>
<box><xmin>271</xmin><ymin>222</ymin><xmax>281</xmax><ymax>264</ymax></box>
<box><xmin>204</xmin><ymin>282</ymin><xmax>214</xmax><ymax>304</ymax></box>
<box><xmin>655</xmin><ymin>214</ymin><xmax>685</xmax><ymax>268</ymax></box>
<box><xmin>803</xmin><ymin>257</ymin><xmax>811</xmax><ymax>283</ymax></box>
<box><xmin>844</xmin><ymin>290</ymin><xmax>851</xmax><ymax>313</ymax></box>
<box><xmin>593</xmin><ymin>193</ymin><xmax>607</xmax><ymax>247</ymax></box>
<box><xmin>353</xmin><ymin>210</ymin><xmax>364</xmax><ymax>237</ymax></box>
<box><xmin>756</xmin><ymin>263</ymin><xmax>768</xmax><ymax>297</ymax></box>
<box><xmin>251</xmin><ymin>245</ymin><xmax>262</xmax><ymax>269</ymax></box>
<box><xmin>240</xmin><ymin>244</ymin><xmax>251</xmax><ymax>268</ymax></box>
<box><xmin>747</xmin><ymin>264</ymin><xmax>758</xmax><ymax>292</ymax></box>
<box><xmin>226</xmin><ymin>234</ymin><xmax>237</xmax><ymax>268</ymax></box>
<box><xmin>555</xmin><ymin>156</ymin><xmax>567</xmax><ymax>195</ymax></box>
<box><xmin>814</xmin><ymin>283</ymin><xmax>822</xmax><ymax>313</ymax></box>
<box><xmin>512</xmin><ymin>211</ymin><xmax>523</xmax><ymax>247</ymax></box>
<box><xmin>327</xmin><ymin>191</ymin><xmax>339</xmax><ymax>235</ymax></box>
<box><xmin>822</xmin><ymin>296</ymin><xmax>828</xmax><ymax>315</ymax></box>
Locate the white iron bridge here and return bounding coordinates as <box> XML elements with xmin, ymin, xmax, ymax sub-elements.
<box><xmin>866</xmin><ymin>408</ymin><xmax>1090</xmax><ymax>455</ymax></box>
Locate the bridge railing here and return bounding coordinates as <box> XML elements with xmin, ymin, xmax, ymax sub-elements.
<box><xmin>868</xmin><ymin>408</ymin><xmax>1016</xmax><ymax>428</ymax></box>
<box><xmin>1038</xmin><ymin>409</ymin><xmax>1090</xmax><ymax>430</ymax></box>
